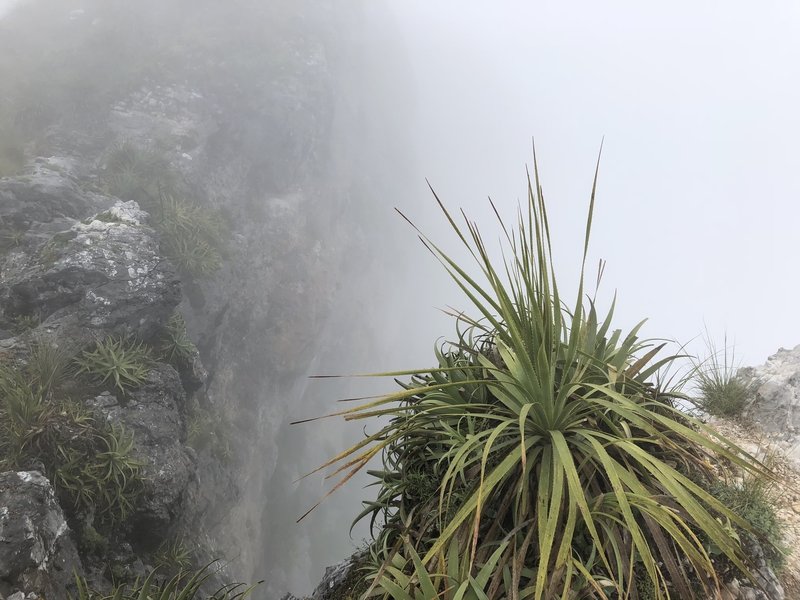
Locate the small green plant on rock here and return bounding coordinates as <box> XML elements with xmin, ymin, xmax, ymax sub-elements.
<box><xmin>104</xmin><ymin>141</ymin><xmax>180</xmax><ymax>204</ymax></box>
<box><xmin>75</xmin><ymin>336</ymin><xmax>153</xmax><ymax>393</ymax></box>
<box><xmin>156</xmin><ymin>194</ymin><xmax>226</xmax><ymax>278</ymax></box>
<box><xmin>101</xmin><ymin>142</ymin><xmax>227</xmax><ymax>279</ymax></box>
<box><xmin>696</xmin><ymin>335</ymin><xmax>757</xmax><ymax>417</ymax></box>
<box><xmin>154</xmin><ymin>537</ymin><xmax>193</xmax><ymax>573</ymax></box>
<box><xmin>78</xmin><ymin>522</ymin><xmax>109</xmax><ymax>555</ymax></box>
<box><xmin>159</xmin><ymin>312</ymin><xmax>198</xmax><ymax>365</ymax></box>
<box><xmin>0</xmin><ymin>353</ymin><xmax>143</xmax><ymax>523</ymax></box>
<box><xmin>10</xmin><ymin>312</ymin><xmax>40</xmax><ymax>334</ymax></box>
<box><xmin>38</xmin><ymin>230</ymin><xmax>78</xmax><ymax>268</ymax></box>
<box><xmin>163</xmin><ymin>235</ymin><xmax>223</xmax><ymax>278</ymax></box>
<box><xmin>0</xmin><ymin>362</ymin><xmax>64</xmax><ymax>465</ymax></box>
<box><xmin>707</xmin><ymin>445</ymin><xmax>787</xmax><ymax>573</ymax></box>
<box><xmin>49</xmin><ymin>423</ymin><xmax>143</xmax><ymax>521</ymax></box>
<box><xmin>27</xmin><ymin>337</ymin><xmax>74</xmax><ymax>394</ymax></box>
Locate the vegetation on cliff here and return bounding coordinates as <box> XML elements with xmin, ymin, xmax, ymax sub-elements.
<box><xmin>103</xmin><ymin>142</ymin><xmax>228</xmax><ymax>279</ymax></box>
<box><xmin>72</xmin><ymin>564</ymin><xmax>257</xmax><ymax>599</ymax></box>
<box><xmin>0</xmin><ymin>339</ymin><xmax>144</xmax><ymax>523</ymax></box>
<box><xmin>309</xmin><ymin>158</ymin><xmax>781</xmax><ymax>599</ymax></box>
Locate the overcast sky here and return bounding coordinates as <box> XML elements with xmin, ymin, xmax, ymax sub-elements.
<box><xmin>370</xmin><ymin>0</ymin><xmax>800</xmax><ymax>371</ymax></box>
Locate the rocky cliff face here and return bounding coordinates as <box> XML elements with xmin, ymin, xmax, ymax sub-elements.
<box><xmin>0</xmin><ymin>169</ymin><xmax>202</xmax><ymax>595</ymax></box>
<box><xmin>741</xmin><ymin>345</ymin><xmax>800</xmax><ymax>464</ymax></box>
<box><xmin>0</xmin><ymin>1</ymin><xmax>406</xmax><ymax>598</ymax></box>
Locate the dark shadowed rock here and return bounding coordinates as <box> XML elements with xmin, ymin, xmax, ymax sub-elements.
<box><xmin>0</xmin><ymin>471</ymin><xmax>82</xmax><ymax>599</ymax></box>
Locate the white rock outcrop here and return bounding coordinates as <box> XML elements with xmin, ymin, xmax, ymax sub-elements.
<box><xmin>741</xmin><ymin>345</ymin><xmax>800</xmax><ymax>466</ymax></box>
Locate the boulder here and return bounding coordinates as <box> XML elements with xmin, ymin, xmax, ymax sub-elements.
<box><xmin>0</xmin><ymin>200</ymin><xmax>180</xmax><ymax>343</ymax></box>
<box><xmin>0</xmin><ymin>471</ymin><xmax>82</xmax><ymax>599</ymax></box>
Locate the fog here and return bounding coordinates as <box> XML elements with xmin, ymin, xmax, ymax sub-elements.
<box><xmin>2</xmin><ymin>1</ymin><xmax>800</xmax><ymax>597</ymax></box>
<box><xmin>378</xmin><ymin>1</ymin><xmax>800</xmax><ymax>370</ymax></box>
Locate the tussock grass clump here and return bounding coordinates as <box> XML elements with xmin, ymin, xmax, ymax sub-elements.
<box><xmin>710</xmin><ymin>479</ymin><xmax>785</xmax><ymax>572</ymax></box>
<box><xmin>155</xmin><ymin>194</ymin><xmax>227</xmax><ymax>278</ymax></box>
<box><xmin>105</xmin><ymin>141</ymin><xmax>180</xmax><ymax>204</ymax></box>
<box><xmin>153</xmin><ymin>537</ymin><xmax>193</xmax><ymax>573</ymax></box>
<box><xmin>102</xmin><ymin>143</ymin><xmax>227</xmax><ymax>279</ymax></box>
<box><xmin>155</xmin><ymin>194</ymin><xmax>226</xmax><ymax>278</ymax></box>
<box><xmin>306</xmin><ymin>154</ymin><xmax>774</xmax><ymax>600</ymax></box>
<box><xmin>10</xmin><ymin>313</ymin><xmax>40</xmax><ymax>334</ymax></box>
<box><xmin>27</xmin><ymin>338</ymin><xmax>73</xmax><ymax>392</ymax></box>
<box><xmin>699</xmin><ymin>376</ymin><xmax>754</xmax><ymax>418</ymax></box>
<box><xmin>55</xmin><ymin>423</ymin><xmax>143</xmax><ymax>520</ymax></box>
<box><xmin>696</xmin><ymin>336</ymin><xmax>756</xmax><ymax>418</ymax></box>
<box><xmin>0</xmin><ymin>342</ymin><xmax>143</xmax><ymax>523</ymax></box>
<box><xmin>159</xmin><ymin>312</ymin><xmax>198</xmax><ymax>365</ymax></box>
<box><xmin>75</xmin><ymin>336</ymin><xmax>153</xmax><ymax>393</ymax></box>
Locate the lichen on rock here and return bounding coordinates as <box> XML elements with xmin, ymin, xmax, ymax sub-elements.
<box><xmin>0</xmin><ymin>471</ymin><xmax>81</xmax><ymax>598</ymax></box>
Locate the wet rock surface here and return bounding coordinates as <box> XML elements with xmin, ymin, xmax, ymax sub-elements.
<box><xmin>0</xmin><ymin>471</ymin><xmax>82</xmax><ymax>599</ymax></box>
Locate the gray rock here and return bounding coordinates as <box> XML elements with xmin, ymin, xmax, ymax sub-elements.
<box><xmin>0</xmin><ymin>200</ymin><xmax>180</xmax><ymax>341</ymax></box>
<box><xmin>308</xmin><ymin>552</ymin><xmax>366</xmax><ymax>600</ymax></box>
<box><xmin>0</xmin><ymin>471</ymin><xmax>82</xmax><ymax>599</ymax></box>
<box><xmin>741</xmin><ymin>345</ymin><xmax>800</xmax><ymax>465</ymax></box>
<box><xmin>735</xmin><ymin>534</ymin><xmax>785</xmax><ymax>600</ymax></box>
<box><xmin>87</xmin><ymin>364</ymin><xmax>195</xmax><ymax>539</ymax></box>
<box><xmin>0</xmin><ymin>158</ymin><xmax>104</xmax><ymax>226</ymax></box>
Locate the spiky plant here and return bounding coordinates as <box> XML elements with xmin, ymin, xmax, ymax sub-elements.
<box><xmin>75</xmin><ymin>336</ymin><xmax>152</xmax><ymax>393</ymax></box>
<box><xmin>55</xmin><ymin>423</ymin><xmax>143</xmax><ymax>521</ymax></box>
<box><xmin>103</xmin><ymin>141</ymin><xmax>227</xmax><ymax>279</ymax></box>
<box><xmin>0</xmin><ymin>362</ymin><xmax>61</xmax><ymax>466</ymax></box>
<box><xmin>160</xmin><ymin>312</ymin><xmax>198</xmax><ymax>365</ymax></box>
<box><xmin>695</xmin><ymin>334</ymin><xmax>756</xmax><ymax>418</ymax></box>
<box><xmin>27</xmin><ymin>337</ymin><xmax>74</xmax><ymax>395</ymax></box>
<box><xmin>304</xmin><ymin>154</ymin><xmax>773</xmax><ymax>599</ymax></box>
<box><xmin>0</xmin><ymin>355</ymin><xmax>143</xmax><ymax>522</ymax></box>
<box><xmin>156</xmin><ymin>194</ymin><xmax>226</xmax><ymax>278</ymax></box>
<box><xmin>104</xmin><ymin>141</ymin><xmax>179</xmax><ymax>204</ymax></box>
<box><xmin>154</xmin><ymin>537</ymin><xmax>194</xmax><ymax>573</ymax></box>
<box><xmin>71</xmin><ymin>564</ymin><xmax>258</xmax><ymax>600</ymax></box>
